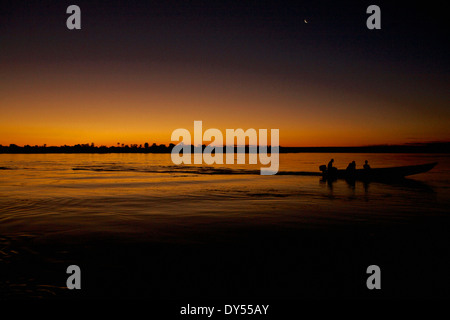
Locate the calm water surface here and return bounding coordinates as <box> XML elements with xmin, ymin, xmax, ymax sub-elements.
<box><xmin>1</xmin><ymin>153</ymin><xmax>448</xmax><ymax>238</ymax></box>
<box><xmin>1</xmin><ymin>153</ymin><xmax>449</xmax><ymax>298</ymax></box>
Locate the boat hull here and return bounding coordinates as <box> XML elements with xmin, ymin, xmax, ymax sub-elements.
<box><xmin>322</xmin><ymin>162</ymin><xmax>437</xmax><ymax>182</ymax></box>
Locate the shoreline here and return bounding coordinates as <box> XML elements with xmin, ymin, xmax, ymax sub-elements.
<box><xmin>1</xmin><ymin>144</ymin><xmax>449</xmax><ymax>154</ymax></box>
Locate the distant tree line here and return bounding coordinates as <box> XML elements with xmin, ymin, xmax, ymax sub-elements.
<box><xmin>0</xmin><ymin>143</ymin><xmax>175</xmax><ymax>153</ymax></box>
<box><xmin>0</xmin><ymin>142</ymin><xmax>448</xmax><ymax>154</ymax></box>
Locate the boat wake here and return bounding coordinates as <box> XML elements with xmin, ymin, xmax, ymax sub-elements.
<box><xmin>72</xmin><ymin>164</ymin><xmax>322</xmax><ymax>176</ymax></box>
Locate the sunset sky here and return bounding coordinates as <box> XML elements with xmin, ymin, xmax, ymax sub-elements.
<box><xmin>1</xmin><ymin>1</ymin><xmax>448</xmax><ymax>147</ymax></box>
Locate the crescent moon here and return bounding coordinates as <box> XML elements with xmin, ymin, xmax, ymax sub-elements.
<box><xmin>304</xmin><ymin>19</ymin><xmax>308</xmax><ymax>23</ymax></box>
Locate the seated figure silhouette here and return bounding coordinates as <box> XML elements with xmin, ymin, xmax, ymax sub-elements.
<box><xmin>328</xmin><ymin>158</ymin><xmax>334</xmax><ymax>172</ymax></box>
<box><xmin>319</xmin><ymin>158</ymin><xmax>339</xmax><ymax>179</ymax></box>
<box><xmin>363</xmin><ymin>160</ymin><xmax>371</xmax><ymax>170</ymax></box>
<box><xmin>346</xmin><ymin>161</ymin><xmax>356</xmax><ymax>173</ymax></box>
<box><xmin>322</xmin><ymin>158</ymin><xmax>337</xmax><ymax>177</ymax></box>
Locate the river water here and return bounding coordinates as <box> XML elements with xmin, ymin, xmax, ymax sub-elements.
<box><xmin>0</xmin><ymin>153</ymin><xmax>449</xmax><ymax>298</ymax></box>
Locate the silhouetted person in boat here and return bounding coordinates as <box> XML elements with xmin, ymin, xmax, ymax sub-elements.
<box><xmin>321</xmin><ymin>158</ymin><xmax>337</xmax><ymax>178</ymax></box>
<box><xmin>363</xmin><ymin>160</ymin><xmax>371</xmax><ymax>170</ymax></box>
<box><xmin>346</xmin><ymin>161</ymin><xmax>356</xmax><ymax>173</ymax></box>
<box><xmin>328</xmin><ymin>159</ymin><xmax>334</xmax><ymax>172</ymax></box>
<box><xmin>320</xmin><ymin>158</ymin><xmax>338</xmax><ymax>179</ymax></box>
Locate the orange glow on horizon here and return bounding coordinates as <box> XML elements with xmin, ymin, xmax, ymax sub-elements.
<box><xmin>1</xmin><ymin>62</ymin><xmax>449</xmax><ymax>148</ymax></box>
